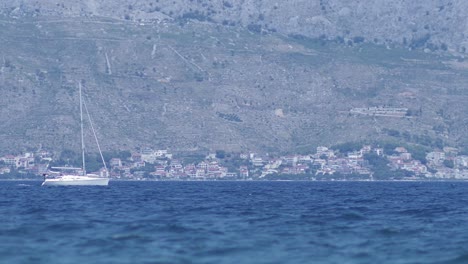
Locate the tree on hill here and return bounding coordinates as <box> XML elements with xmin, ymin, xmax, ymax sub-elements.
<box><xmin>364</xmin><ymin>153</ymin><xmax>414</xmax><ymax>180</ymax></box>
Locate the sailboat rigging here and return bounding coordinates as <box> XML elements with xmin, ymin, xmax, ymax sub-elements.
<box><xmin>42</xmin><ymin>82</ymin><xmax>109</xmax><ymax>186</ymax></box>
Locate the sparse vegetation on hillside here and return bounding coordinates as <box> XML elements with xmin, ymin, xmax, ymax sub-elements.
<box><xmin>0</xmin><ymin>9</ymin><xmax>466</xmax><ymax>154</ymax></box>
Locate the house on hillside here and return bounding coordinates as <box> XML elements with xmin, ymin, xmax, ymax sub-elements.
<box><xmin>110</xmin><ymin>158</ymin><xmax>122</xmax><ymax>168</ymax></box>
<box><xmin>0</xmin><ymin>167</ymin><xmax>11</xmax><ymax>174</ymax></box>
<box><xmin>239</xmin><ymin>166</ymin><xmax>249</xmax><ymax>178</ymax></box>
<box><xmin>131</xmin><ymin>153</ymin><xmax>142</xmax><ymax>162</ymax></box>
<box><xmin>2</xmin><ymin>155</ymin><xmax>17</xmax><ymax>166</ymax></box>
<box><xmin>426</xmin><ymin>152</ymin><xmax>446</xmax><ymax>167</ymax></box>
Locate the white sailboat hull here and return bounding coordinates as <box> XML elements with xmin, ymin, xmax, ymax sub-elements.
<box><xmin>42</xmin><ymin>175</ymin><xmax>109</xmax><ymax>186</ymax></box>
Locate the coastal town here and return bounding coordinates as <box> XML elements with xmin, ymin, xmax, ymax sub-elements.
<box><xmin>1</xmin><ymin>144</ymin><xmax>467</xmax><ymax>181</ymax></box>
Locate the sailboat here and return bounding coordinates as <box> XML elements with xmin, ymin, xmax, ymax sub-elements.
<box><xmin>42</xmin><ymin>82</ymin><xmax>109</xmax><ymax>186</ymax></box>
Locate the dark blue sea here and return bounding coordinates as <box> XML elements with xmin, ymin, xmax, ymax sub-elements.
<box><xmin>2</xmin><ymin>181</ymin><xmax>468</xmax><ymax>264</ymax></box>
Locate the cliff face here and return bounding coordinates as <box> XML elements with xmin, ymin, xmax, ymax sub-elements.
<box><xmin>0</xmin><ymin>1</ymin><xmax>467</xmax><ymax>154</ymax></box>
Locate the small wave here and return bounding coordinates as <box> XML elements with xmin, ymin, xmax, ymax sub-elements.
<box><xmin>440</xmin><ymin>253</ymin><xmax>468</xmax><ymax>264</ymax></box>
<box><xmin>42</xmin><ymin>222</ymin><xmax>86</xmax><ymax>232</ymax></box>
<box><xmin>399</xmin><ymin>207</ymin><xmax>450</xmax><ymax>217</ymax></box>
<box><xmin>164</xmin><ymin>224</ymin><xmax>193</xmax><ymax>233</ymax></box>
<box><xmin>339</xmin><ymin>212</ymin><xmax>366</xmax><ymax>221</ymax></box>
<box><xmin>348</xmin><ymin>206</ymin><xmax>371</xmax><ymax>211</ymax></box>
<box><xmin>22</xmin><ymin>207</ymin><xmax>47</xmax><ymax>214</ymax></box>
<box><xmin>17</xmin><ymin>183</ymin><xmax>31</xmax><ymax>187</ymax></box>
<box><xmin>111</xmin><ymin>233</ymin><xmax>152</xmax><ymax>242</ymax></box>
<box><xmin>353</xmin><ymin>251</ymin><xmax>372</xmax><ymax>259</ymax></box>
<box><xmin>239</xmin><ymin>210</ymin><xmax>255</xmax><ymax>216</ymax></box>
<box><xmin>0</xmin><ymin>227</ymin><xmax>33</xmax><ymax>236</ymax></box>
<box><xmin>79</xmin><ymin>238</ymin><xmax>108</xmax><ymax>247</ymax></box>
<box><xmin>197</xmin><ymin>246</ymin><xmax>251</xmax><ymax>257</ymax></box>
<box><xmin>376</xmin><ymin>227</ymin><xmax>401</xmax><ymax>236</ymax></box>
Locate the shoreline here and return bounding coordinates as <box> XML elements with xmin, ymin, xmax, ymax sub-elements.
<box><xmin>2</xmin><ymin>179</ymin><xmax>468</xmax><ymax>183</ymax></box>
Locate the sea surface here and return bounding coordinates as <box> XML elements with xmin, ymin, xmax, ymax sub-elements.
<box><xmin>1</xmin><ymin>181</ymin><xmax>468</xmax><ymax>264</ymax></box>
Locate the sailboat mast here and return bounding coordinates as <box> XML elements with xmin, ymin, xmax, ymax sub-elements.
<box><xmin>79</xmin><ymin>82</ymin><xmax>86</xmax><ymax>174</ymax></box>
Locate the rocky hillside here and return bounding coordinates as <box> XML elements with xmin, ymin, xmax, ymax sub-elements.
<box><xmin>2</xmin><ymin>0</ymin><xmax>468</xmax><ymax>54</ymax></box>
<box><xmin>0</xmin><ymin>1</ymin><xmax>467</xmax><ymax>154</ymax></box>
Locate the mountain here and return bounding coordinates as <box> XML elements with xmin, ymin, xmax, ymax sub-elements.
<box><xmin>0</xmin><ymin>1</ymin><xmax>467</xmax><ymax>154</ymax></box>
<box><xmin>2</xmin><ymin>0</ymin><xmax>468</xmax><ymax>53</ymax></box>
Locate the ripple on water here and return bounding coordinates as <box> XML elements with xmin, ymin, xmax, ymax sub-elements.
<box><xmin>2</xmin><ymin>181</ymin><xmax>468</xmax><ymax>264</ymax></box>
